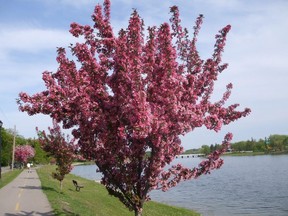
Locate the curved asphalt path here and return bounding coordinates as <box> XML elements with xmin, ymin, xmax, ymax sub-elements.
<box><xmin>0</xmin><ymin>168</ymin><xmax>54</xmax><ymax>216</ymax></box>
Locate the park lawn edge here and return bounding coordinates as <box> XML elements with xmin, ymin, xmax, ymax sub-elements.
<box><xmin>37</xmin><ymin>165</ymin><xmax>200</xmax><ymax>216</ymax></box>
<box><xmin>0</xmin><ymin>169</ymin><xmax>22</xmax><ymax>189</ymax></box>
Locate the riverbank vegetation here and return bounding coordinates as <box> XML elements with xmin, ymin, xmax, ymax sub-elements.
<box><xmin>37</xmin><ymin>165</ymin><xmax>200</xmax><ymax>216</ymax></box>
<box><xmin>184</xmin><ymin>134</ymin><xmax>288</xmax><ymax>156</ymax></box>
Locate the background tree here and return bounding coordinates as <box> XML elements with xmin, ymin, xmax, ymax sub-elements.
<box><xmin>0</xmin><ymin>128</ymin><xmax>26</xmax><ymax>166</ymax></box>
<box><xmin>17</xmin><ymin>0</ymin><xmax>250</xmax><ymax>215</ymax></box>
<box><xmin>28</xmin><ymin>138</ymin><xmax>50</xmax><ymax>164</ymax></box>
<box><xmin>0</xmin><ymin>128</ymin><xmax>13</xmax><ymax>167</ymax></box>
<box><xmin>252</xmin><ymin>139</ymin><xmax>266</xmax><ymax>152</ymax></box>
<box><xmin>14</xmin><ymin>144</ymin><xmax>35</xmax><ymax>166</ymax></box>
<box><xmin>37</xmin><ymin>121</ymin><xmax>78</xmax><ymax>190</ymax></box>
<box><xmin>283</xmin><ymin>137</ymin><xmax>288</xmax><ymax>151</ymax></box>
<box><xmin>200</xmin><ymin>145</ymin><xmax>210</xmax><ymax>155</ymax></box>
<box><xmin>230</xmin><ymin>135</ymin><xmax>288</xmax><ymax>153</ymax></box>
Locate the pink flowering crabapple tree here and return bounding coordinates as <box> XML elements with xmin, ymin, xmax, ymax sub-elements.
<box><xmin>15</xmin><ymin>145</ymin><xmax>35</xmax><ymax>166</ymax></box>
<box><xmin>18</xmin><ymin>0</ymin><xmax>250</xmax><ymax>215</ymax></box>
<box><xmin>37</xmin><ymin>120</ymin><xmax>78</xmax><ymax>191</ymax></box>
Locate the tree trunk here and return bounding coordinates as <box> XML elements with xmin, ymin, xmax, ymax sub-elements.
<box><xmin>134</xmin><ymin>207</ymin><xmax>143</xmax><ymax>216</ymax></box>
<box><xmin>60</xmin><ymin>180</ymin><xmax>63</xmax><ymax>191</ymax></box>
<box><xmin>134</xmin><ymin>211</ymin><xmax>142</xmax><ymax>216</ymax></box>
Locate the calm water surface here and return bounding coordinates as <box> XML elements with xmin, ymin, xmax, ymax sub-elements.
<box><xmin>71</xmin><ymin>155</ymin><xmax>288</xmax><ymax>216</ymax></box>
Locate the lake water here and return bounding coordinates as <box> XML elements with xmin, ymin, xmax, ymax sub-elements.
<box><xmin>71</xmin><ymin>155</ymin><xmax>288</xmax><ymax>216</ymax></box>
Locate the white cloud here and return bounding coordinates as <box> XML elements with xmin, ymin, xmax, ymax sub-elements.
<box><xmin>0</xmin><ymin>27</ymin><xmax>77</xmax><ymax>56</ymax></box>
<box><xmin>58</xmin><ymin>0</ymin><xmax>95</xmax><ymax>6</ymax></box>
<box><xmin>34</xmin><ymin>0</ymin><xmax>96</xmax><ymax>8</ymax></box>
<box><xmin>193</xmin><ymin>0</ymin><xmax>241</xmax><ymax>11</ymax></box>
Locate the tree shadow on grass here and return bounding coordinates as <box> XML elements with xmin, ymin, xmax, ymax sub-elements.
<box><xmin>53</xmin><ymin>209</ymin><xmax>80</xmax><ymax>216</ymax></box>
<box><xmin>51</xmin><ymin>200</ymin><xmax>80</xmax><ymax>216</ymax></box>
<box><xmin>41</xmin><ymin>186</ymin><xmax>58</xmax><ymax>193</ymax></box>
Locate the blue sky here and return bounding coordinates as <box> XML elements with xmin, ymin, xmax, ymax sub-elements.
<box><xmin>0</xmin><ymin>0</ymin><xmax>288</xmax><ymax>149</ymax></box>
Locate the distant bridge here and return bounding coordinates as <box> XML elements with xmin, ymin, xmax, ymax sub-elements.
<box><xmin>175</xmin><ymin>154</ymin><xmax>205</xmax><ymax>159</ymax></box>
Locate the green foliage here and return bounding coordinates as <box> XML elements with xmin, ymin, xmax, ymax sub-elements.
<box><xmin>200</xmin><ymin>145</ymin><xmax>210</xmax><ymax>155</ymax></box>
<box><xmin>183</xmin><ymin>148</ymin><xmax>201</xmax><ymax>154</ymax></box>
<box><xmin>37</xmin><ymin>165</ymin><xmax>200</xmax><ymax>216</ymax></box>
<box><xmin>28</xmin><ymin>138</ymin><xmax>49</xmax><ymax>164</ymax></box>
<box><xmin>196</xmin><ymin>144</ymin><xmax>222</xmax><ymax>155</ymax></box>
<box><xmin>1</xmin><ymin>128</ymin><xmax>14</xmax><ymax>166</ymax></box>
<box><xmin>0</xmin><ymin>126</ymin><xmax>50</xmax><ymax>167</ymax></box>
<box><xmin>186</xmin><ymin>134</ymin><xmax>288</xmax><ymax>155</ymax></box>
<box><xmin>232</xmin><ymin>135</ymin><xmax>288</xmax><ymax>153</ymax></box>
<box><xmin>268</xmin><ymin>135</ymin><xmax>287</xmax><ymax>151</ymax></box>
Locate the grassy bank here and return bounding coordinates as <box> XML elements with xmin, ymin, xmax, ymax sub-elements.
<box><xmin>223</xmin><ymin>152</ymin><xmax>266</xmax><ymax>156</ymax></box>
<box><xmin>37</xmin><ymin>165</ymin><xmax>200</xmax><ymax>216</ymax></box>
<box><xmin>0</xmin><ymin>169</ymin><xmax>22</xmax><ymax>189</ymax></box>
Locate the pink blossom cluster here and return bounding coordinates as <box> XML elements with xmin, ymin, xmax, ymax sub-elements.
<box><xmin>18</xmin><ymin>0</ymin><xmax>250</xmax><ymax>214</ymax></box>
<box><xmin>160</xmin><ymin>133</ymin><xmax>233</xmax><ymax>191</ymax></box>
<box><xmin>15</xmin><ymin>145</ymin><xmax>35</xmax><ymax>164</ymax></box>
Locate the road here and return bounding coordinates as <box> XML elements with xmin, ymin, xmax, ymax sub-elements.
<box><xmin>0</xmin><ymin>168</ymin><xmax>54</xmax><ymax>216</ymax></box>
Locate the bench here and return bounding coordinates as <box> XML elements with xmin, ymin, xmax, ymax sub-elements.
<box><xmin>72</xmin><ymin>180</ymin><xmax>84</xmax><ymax>191</ymax></box>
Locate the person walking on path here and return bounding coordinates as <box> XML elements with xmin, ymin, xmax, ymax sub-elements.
<box><xmin>27</xmin><ymin>163</ymin><xmax>31</xmax><ymax>173</ymax></box>
<box><xmin>0</xmin><ymin>167</ymin><xmax>54</xmax><ymax>215</ymax></box>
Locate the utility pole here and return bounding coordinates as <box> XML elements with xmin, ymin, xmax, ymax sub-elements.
<box><xmin>11</xmin><ymin>125</ymin><xmax>16</xmax><ymax>171</ymax></box>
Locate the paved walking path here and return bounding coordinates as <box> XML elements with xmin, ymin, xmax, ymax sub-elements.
<box><xmin>0</xmin><ymin>168</ymin><xmax>54</xmax><ymax>216</ymax></box>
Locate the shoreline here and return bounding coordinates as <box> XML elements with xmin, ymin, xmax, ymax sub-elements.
<box><xmin>222</xmin><ymin>151</ymin><xmax>288</xmax><ymax>156</ymax></box>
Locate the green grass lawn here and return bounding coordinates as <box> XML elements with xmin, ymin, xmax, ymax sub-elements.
<box><xmin>0</xmin><ymin>169</ymin><xmax>22</xmax><ymax>189</ymax></box>
<box><xmin>37</xmin><ymin>165</ymin><xmax>200</xmax><ymax>216</ymax></box>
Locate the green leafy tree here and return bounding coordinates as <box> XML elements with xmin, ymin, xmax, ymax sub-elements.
<box><xmin>1</xmin><ymin>128</ymin><xmax>13</xmax><ymax>166</ymax></box>
<box><xmin>28</xmin><ymin>138</ymin><xmax>49</xmax><ymax>164</ymax></box>
<box><xmin>252</xmin><ymin>139</ymin><xmax>266</xmax><ymax>152</ymax></box>
<box><xmin>269</xmin><ymin>135</ymin><xmax>286</xmax><ymax>152</ymax></box>
<box><xmin>231</xmin><ymin>141</ymin><xmax>246</xmax><ymax>152</ymax></box>
<box><xmin>283</xmin><ymin>137</ymin><xmax>288</xmax><ymax>150</ymax></box>
<box><xmin>200</xmin><ymin>145</ymin><xmax>211</xmax><ymax>155</ymax></box>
